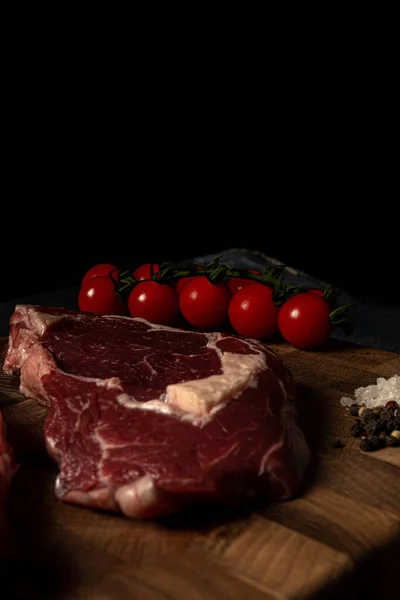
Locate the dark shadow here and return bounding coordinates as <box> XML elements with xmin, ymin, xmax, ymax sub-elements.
<box><xmin>291</xmin><ymin>381</ymin><xmax>325</xmax><ymax>491</ymax></box>
<box><xmin>0</xmin><ymin>456</ymin><xmax>76</xmax><ymax>600</ymax></box>
<box><xmin>3</xmin><ymin>401</ymin><xmax>49</xmax><ymax>458</ymax></box>
<box><xmin>307</xmin><ymin>529</ymin><xmax>400</xmax><ymax>600</ymax></box>
<box><xmin>317</xmin><ymin>337</ymin><xmax>363</xmax><ymax>353</ymax></box>
<box><xmin>158</xmin><ymin>495</ymin><xmax>264</xmax><ymax>535</ymax></box>
<box><xmin>295</xmin><ymin>381</ymin><xmax>328</xmax><ymax>456</ymax></box>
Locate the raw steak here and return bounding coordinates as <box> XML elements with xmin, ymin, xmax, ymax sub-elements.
<box><xmin>4</xmin><ymin>304</ymin><xmax>311</xmax><ymax>518</ymax></box>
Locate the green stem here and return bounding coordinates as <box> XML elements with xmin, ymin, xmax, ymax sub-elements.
<box><xmin>329</xmin><ymin>303</ymin><xmax>352</xmax><ymax>325</ymax></box>
<box><xmin>117</xmin><ymin>258</ymin><xmax>286</xmax><ymax>294</ymax></box>
<box><xmin>116</xmin><ymin>260</ymin><xmax>353</xmax><ymax>328</ymax></box>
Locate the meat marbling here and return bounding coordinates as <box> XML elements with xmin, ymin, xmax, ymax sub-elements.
<box><xmin>3</xmin><ymin>304</ymin><xmax>311</xmax><ymax>518</ymax></box>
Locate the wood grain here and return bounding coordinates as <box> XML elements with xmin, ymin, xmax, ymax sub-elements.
<box><xmin>0</xmin><ymin>337</ymin><xmax>399</xmax><ymax>600</ymax></box>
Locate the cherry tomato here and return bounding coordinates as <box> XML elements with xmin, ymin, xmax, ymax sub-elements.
<box><xmin>128</xmin><ymin>281</ymin><xmax>179</xmax><ymax>325</ymax></box>
<box><xmin>176</xmin><ymin>276</ymin><xmax>196</xmax><ymax>294</ymax></box>
<box><xmin>278</xmin><ymin>292</ymin><xmax>333</xmax><ymax>349</ymax></box>
<box><xmin>227</xmin><ymin>270</ymin><xmax>262</xmax><ymax>294</ymax></box>
<box><xmin>179</xmin><ymin>276</ymin><xmax>232</xmax><ymax>330</ymax></box>
<box><xmin>78</xmin><ymin>276</ymin><xmax>127</xmax><ymax>315</ymax></box>
<box><xmin>308</xmin><ymin>288</ymin><xmax>324</xmax><ymax>297</ymax></box>
<box><xmin>228</xmin><ymin>283</ymin><xmax>279</xmax><ymax>339</ymax></box>
<box><xmin>228</xmin><ymin>278</ymin><xmax>254</xmax><ymax>294</ymax></box>
<box><xmin>82</xmin><ymin>263</ymin><xmax>120</xmax><ymax>285</ymax></box>
<box><xmin>132</xmin><ymin>263</ymin><xmax>160</xmax><ymax>281</ymax></box>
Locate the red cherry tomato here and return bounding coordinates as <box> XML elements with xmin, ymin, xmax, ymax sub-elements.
<box><xmin>179</xmin><ymin>276</ymin><xmax>232</xmax><ymax>330</ymax></box>
<box><xmin>132</xmin><ymin>263</ymin><xmax>160</xmax><ymax>281</ymax></box>
<box><xmin>78</xmin><ymin>276</ymin><xmax>127</xmax><ymax>315</ymax></box>
<box><xmin>128</xmin><ymin>281</ymin><xmax>179</xmax><ymax>325</ymax></box>
<box><xmin>228</xmin><ymin>283</ymin><xmax>279</xmax><ymax>339</ymax></box>
<box><xmin>176</xmin><ymin>276</ymin><xmax>196</xmax><ymax>294</ymax></box>
<box><xmin>82</xmin><ymin>263</ymin><xmax>120</xmax><ymax>285</ymax></box>
<box><xmin>278</xmin><ymin>292</ymin><xmax>333</xmax><ymax>349</ymax></box>
<box><xmin>175</xmin><ymin>266</ymin><xmax>204</xmax><ymax>294</ymax></box>
<box><xmin>228</xmin><ymin>278</ymin><xmax>254</xmax><ymax>294</ymax></box>
<box><xmin>227</xmin><ymin>270</ymin><xmax>262</xmax><ymax>294</ymax></box>
<box><xmin>308</xmin><ymin>288</ymin><xmax>324</xmax><ymax>297</ymax></box>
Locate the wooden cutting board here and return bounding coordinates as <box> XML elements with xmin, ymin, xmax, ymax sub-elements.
<box><xmin>1</xmin><ymin>336</ymin><xmax>399</xmax><ymax>600</ymax></box>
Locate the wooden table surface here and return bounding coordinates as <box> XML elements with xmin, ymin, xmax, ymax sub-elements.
<box><xmin>0</xmin><ymin>336</ymin><xmax>399</xmax><ymax>600</ymax></box>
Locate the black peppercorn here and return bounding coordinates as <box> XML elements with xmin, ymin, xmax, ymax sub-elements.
<box><xmin>364</xmin><ymin>419</ymin><xmax>386</xmax><ymax>436</ymax></box>
<box><xmin>346</xmin><ymin>396</ymin><xmax>400</xmax><ymax>451</ymax></box>
<box><xmin>350</xmin><ymin>419</ymin><xmax>364</xmax><ymax>437</ymax></box>
<box><xmin>386</xmin><ymin>435</ymin><xmax>400</xmax><ymax>448</ymax></box>
<box><xmin>361</xmin><ymin>410</ymin><xmax>380</xmax><ymax>424</ymax></box>
<box><xmin>380</xmin><ymin>408</ymin><xmax>394</xmax><ymax>421</ymax></box>
<box><xmin>359</xmin><ymin>435</ymin><xmax>384</xmax><ymax>452</ymax></box>
<box><xmin>385</xmin><ymin>418</ymin><xmax>400</xmax><ymax>434</ymax></box>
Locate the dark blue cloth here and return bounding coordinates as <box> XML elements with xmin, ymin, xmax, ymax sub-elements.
<box><xmin>1</xmin><ymin>248</ymin><xmax>399</xmax><ymax>354</ymax></box>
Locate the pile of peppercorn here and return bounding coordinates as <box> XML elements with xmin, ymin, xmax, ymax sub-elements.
<box><xmin>348</xmin><ymin>400</ymin><xmax>400</xmax><ymax>451</ymax></box>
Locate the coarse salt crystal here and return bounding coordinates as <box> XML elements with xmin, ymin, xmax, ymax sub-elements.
<box><xmin>340</xmin><ymin>374</ymin><xmax>400</xmax><ymax>408</ymax></box>
<box><xmin>339</xmin><ymin>396</ymin><xmax>354</xmax><ymax>407</ymax></box>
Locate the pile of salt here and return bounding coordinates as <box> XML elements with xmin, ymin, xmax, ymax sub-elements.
<box><xmin>340</xmin><ymin>374</ymin><xmax>400</xmax><ymax>409</ymax></box>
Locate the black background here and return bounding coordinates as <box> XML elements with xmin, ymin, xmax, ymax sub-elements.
<box><xmin>3</xmin><ymin>187</ymin><xmax>397</xmax><ymax>305</ymax></box>
<box><xmin>2</xmin><ymin>57</ymin><xmax>398</xmax><ymax>307</ymax></box>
